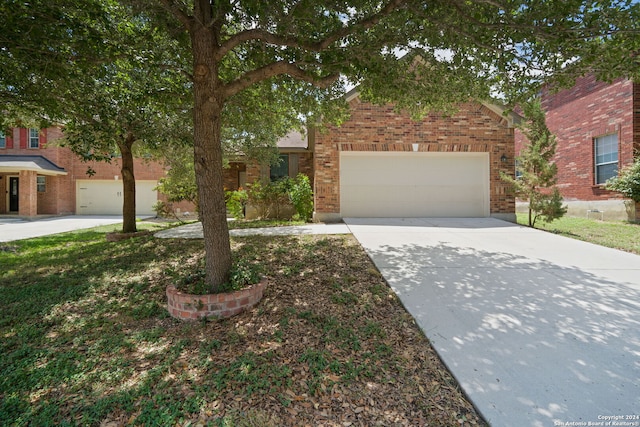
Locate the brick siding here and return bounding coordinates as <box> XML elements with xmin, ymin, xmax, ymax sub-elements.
<box><xmin>314</xmin><ymin>98</ymin><xmax>515</xmax><ymax>216</ymax></box>
<box><xmin>515</xmin><ymin>76</ymin><xmax>637</xmax><ymax>201</ymax></box>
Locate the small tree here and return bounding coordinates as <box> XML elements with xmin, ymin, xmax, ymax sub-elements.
<box><xmin>502</xmin><ymin>100</ymin><xmax>567</xmax><ymax>227</ymax></box>
<box><xmin>289</xmin><ymin>174</ymin><xmax>314</xmax><ymax>222</ymax></box>
<box><xmin>155</xmin><ymin>144</ymin><xmax>199</xmax><ymax>213</ymax></box>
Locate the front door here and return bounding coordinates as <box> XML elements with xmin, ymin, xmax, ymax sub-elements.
<box><xmin>9</xmin><ymin>177</ymin><xmax>19</xmax><ymax>212</ymax></box>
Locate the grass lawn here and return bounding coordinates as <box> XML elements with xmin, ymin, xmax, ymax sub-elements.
<box><xmin>0</xmin><ymin>220</ymin><xmax>483</xmax><ymax>426</ymax></box>
<box><xmin>516</xmin><ymin>213</ymin><xmax>640</xmax><ymax>255</ymax></box>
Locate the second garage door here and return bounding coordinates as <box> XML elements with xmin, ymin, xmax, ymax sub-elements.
<box><xmin>76</xmin><ymin>180</ymin><xmax>159</xmax><ymax>215</ymax></box>
<box><xmin>340</xmin><ymin>152</ymin><xmax>489</xmax><ymax>217</ymax></box>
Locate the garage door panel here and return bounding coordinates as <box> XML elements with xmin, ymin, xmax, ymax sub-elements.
<box><xmin>76</xmin><ymin>180</ymin><xmax>158</xmax><ymax>215</ymax></box>
<box><xmin>340</xmin><ymin>152</ymin><xmax>489</xmax><ymax>218</ymax></box>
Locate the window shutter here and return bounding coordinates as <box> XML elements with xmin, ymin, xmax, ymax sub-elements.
<box><xmin>19</xmin><ymin>128</ymin><xmax>27</xmax><ymax>149</ymax></box>
<box><xmin>39</xmin><ymin>129</ymin><xmax>47</xmax><ymax>148</ymax></box>
<box><xmin>289</xmin><ymin>153</ymin><xmax>299</xmax><ymax>177</ymax></box>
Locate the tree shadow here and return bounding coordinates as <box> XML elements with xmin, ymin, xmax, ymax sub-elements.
<box><xmin>364</xmin><ymin>239</ymin><xmax>640</xmax><ymax>426</ymax></box>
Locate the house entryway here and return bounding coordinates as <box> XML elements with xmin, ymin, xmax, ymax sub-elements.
<box><xmin>8</xmin><ymin>177</ymin><xmax>19</xmax><ymax>212</ymax></box>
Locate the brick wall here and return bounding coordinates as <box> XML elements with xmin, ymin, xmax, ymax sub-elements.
<box><xmin>223</xmin><ymin>162</ymin><xmax>246</xmax><ymax>190</ymax></box>
<box><xmin>634</xmin><ymin>82</ymin><xmax>640</xmax><ymax>157</ymax></box>
<box><xmin>515</xmin><ymin>76</ymin><xmax>636</xmax><ymax>201</ymax></box>
<box><xmin>297</xmin><ymin>152</ymin><xmax>314</xmax><ymax>187</ymax></box>
<box><xmin>314</xmin><ymin>98</ymin><xmax>515</xmax><ymax>216</ymax></box>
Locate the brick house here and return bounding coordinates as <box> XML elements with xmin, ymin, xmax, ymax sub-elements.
<box><xmin>0</xmin><ymin>127</ymin><xmax>169</xmax><ymax>218</ymax></box>
<box><xmin>225</xmin><ymin>130</ymin><xmax>314</xmax><ymax>192</ymax></box>
<box><xmin>312</xmin><ymin>90</ymin><xmax>517</xmax><ymax>222</ymax></box>
<box><xmin>515</xmin><ymin>75</ymin><xmax>640</xmax><ymax>221</ymax></box>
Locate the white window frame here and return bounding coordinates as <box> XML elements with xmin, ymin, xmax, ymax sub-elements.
<box><xmin>594</xmin><ymin>134</ymin><xmax>618</xmax><ymax>185</ymax></box>
<box><xmin>29</xmin><ymin>128</ymin><xmax>40</xmax><ymax>149</ymax></box>
<box><xmin>515</xmin><ymin>159</ymin><xmax>523</xmax><ymax>179</ymax></box>
<box><xmin>0</xmin><ymin>130</ymin><xmax>5</xmax><ymax>149</ymax></box>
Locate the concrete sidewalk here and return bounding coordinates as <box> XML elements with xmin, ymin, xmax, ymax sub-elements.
<box><xmin>154</xmin><ymin>221</ymin><xmax>351</xmax><ymax>238</ymax></box>
<box><xmin>0</xmin><ymin>216</ymin><xmax>125</xmax><ymax>242</ymax></box>
<box><xmin>344</xmin><ymin>217</ymin><xmax>640</xmax><ymax>427</ymax></box>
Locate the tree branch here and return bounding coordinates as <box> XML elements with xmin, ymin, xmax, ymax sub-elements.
<box><xmin>158</xmin><ymin>0</ymin><xmax>192</xmax><ymax>30</ymax></box>
<box><xmin>223</xmin><ymin>61</ymin><xmax>339</xmax><ymax>98</ymax></box>
<box><xmin>216</xmin><ymin>0</ymin><xmax>407</xmax><ymax>61</ymax></box>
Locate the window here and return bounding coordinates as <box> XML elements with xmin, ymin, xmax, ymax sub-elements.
<box><xmin>37</xmin><ymin>176</ymin><xmax>46</xmax><ymax>192</ymax></box>
<box><xmin>29</xmin><ymin>128</ymin><xmax>39</xmax><ymax>149</ymax></box>
<box><xmin>0</xmin><ymin>131</ymin><xmax>5</xmax><ymax>149</ymax></box>
<box><xmin>515</xmin><ymin>159</ymin><xmax>523</xmax><ymax>179</ymax></box>
<box><xmin>270</xmin><ymin>154</ymin><xmax>289</xmax><ymax>181</ymax></box>
<box><xmin>594</xmin><ymin>134</ymin><xmax>618</xmax><ymax>184</ymax></box>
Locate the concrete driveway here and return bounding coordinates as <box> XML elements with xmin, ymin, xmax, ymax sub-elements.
<box><xmin>345</xmin><ymin>218</ymin><xmax>640</xmax><ymax>427</ymax></box>
<box><xmin>0</xmin><ymin>215</ymin><xmax>125</xmax><ymax>242</ymax></box>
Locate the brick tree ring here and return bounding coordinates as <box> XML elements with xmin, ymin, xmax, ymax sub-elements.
<box><xmin>166</xmin><ymin>278</ymin><xmax>268</xmax><ymax>321</ymax></box>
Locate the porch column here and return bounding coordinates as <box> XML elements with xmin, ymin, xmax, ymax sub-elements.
<box><xmin>19</xmin><ymin>170</ymin><xmax>38</xmax><ymax>218</ymax></box>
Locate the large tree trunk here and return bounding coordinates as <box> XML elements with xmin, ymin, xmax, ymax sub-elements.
<box><xmin>191</xmin><ymin>11</ymin><xmax>232</xmax><ymax>291</ymax></box>
<box><xmin>118</xmin><ymin>133</ymin><xmax>137</xmax><ymax>233</ymax></box>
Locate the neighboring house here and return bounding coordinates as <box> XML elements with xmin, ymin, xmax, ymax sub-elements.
<box><xmin>515</xmin><ymin>75</ymin><xmax>640</xmax><ymax>221</ymax></box>
<box><xmin>223</xmin><ymin>130</ymin><xmax>314</xmax><ymax>192</ymax></box>
<box><xmin>312</xmin><ymin>90</ymin><xmax>518</xmax><ymax>222</ymax></box>
<box><xmin>0</xmin><ymin>127</ymin><xmax>168</xmax><ymax>218</ymax></box>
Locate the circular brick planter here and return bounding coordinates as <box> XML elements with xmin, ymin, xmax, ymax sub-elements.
<box><xmin>166</xmin><ymin>278</ymin><xmax>268</xmax><ymax>321</ymax></box>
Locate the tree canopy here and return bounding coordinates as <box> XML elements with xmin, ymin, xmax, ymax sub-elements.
<box><xmin>3</xmin><ymin>0</ymin><xmax>639</xmax><ymax>290</ymax></box>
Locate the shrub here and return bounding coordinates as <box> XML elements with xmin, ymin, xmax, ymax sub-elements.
<box><xmin>153</xmin><ymin>200</ymin><xmax>172</xmax><ymax>218</ymax></box>
<box><xmin>224</xmin><ymin>258</ymin><xmax>263</xmax><ymax>292</ymax></box>
<box><xmin>606</xmin><ymin>159</ymin><xmax>640</xmax><ymax>203</ymax></box>
<box><xmin>246</xmin><ymin>179</ymin><xmax>290</xmax><ymax>219</ymax></box>
<box><xmin>289</xmin><ymin>174</ymin><xmax>314</xmax><ymax>222</ymax></box>
<box><xmin>225</xmin><ymin>188</ymin><xmax>248</xmax><ymax>219</ymax></box>
<box><xmin>176</xmin><ymin>258</ymin><xmax>262</xmax><ymax>295</ymax></box>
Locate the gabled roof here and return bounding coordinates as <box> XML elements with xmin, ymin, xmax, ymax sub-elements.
<box><xmin>0</xmin><ymin>155</ymin><xmax>67</xmax><ymax>176</ymax></box>
<box><xmin>344</xmin><ymin>89</ymin><xmax>520</xmax><ymax>128</ymax></box>
<box><xmin>277</xmin><ymin>130</ymin><xmax>307</xmax><ymax>149</ymax></box>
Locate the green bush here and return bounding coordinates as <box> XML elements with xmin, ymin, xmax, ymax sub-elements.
<box><xmin>225</xmin><ymin>188</ymin><xmax>248</xmax><ymax>219</ymax></box>
<box><xmin>224</xmin><ymin>258</ymin><xmax>263</xmax><ymax>292</ymax></box>
<box><xmin>606</xmin><ymin>159</ymin><xmax>640</xmax><ymax>203</ymax></box>
<box><xmin>246</xmin><ymin>179</ymin><xmax>291</xmax><ymax>219</ymax></box>
<box><xmin>289</xmin><ymin>174</ymin><xmax>314</xmax><ymax>222</ymax></box>
<box><xmin>244</xmin><ymin>175</ymin><xmax>314</xmax><ymax>221</ymax></box>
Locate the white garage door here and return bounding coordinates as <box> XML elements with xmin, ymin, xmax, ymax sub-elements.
<box><xmin>76</xmin><ymin>180</ymin><xmax>158</xmax><ymax>215</ymax></box>
<box><xmin>340</xmin><ymin>152</ymin><xmax>489</xmax><ymax>217</ymax></box>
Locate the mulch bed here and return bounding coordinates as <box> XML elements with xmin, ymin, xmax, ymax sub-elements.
<box><xmin>153</xmin><ymin>234</ymin><xmax>486</xmax><ymax>426</ymax></box>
